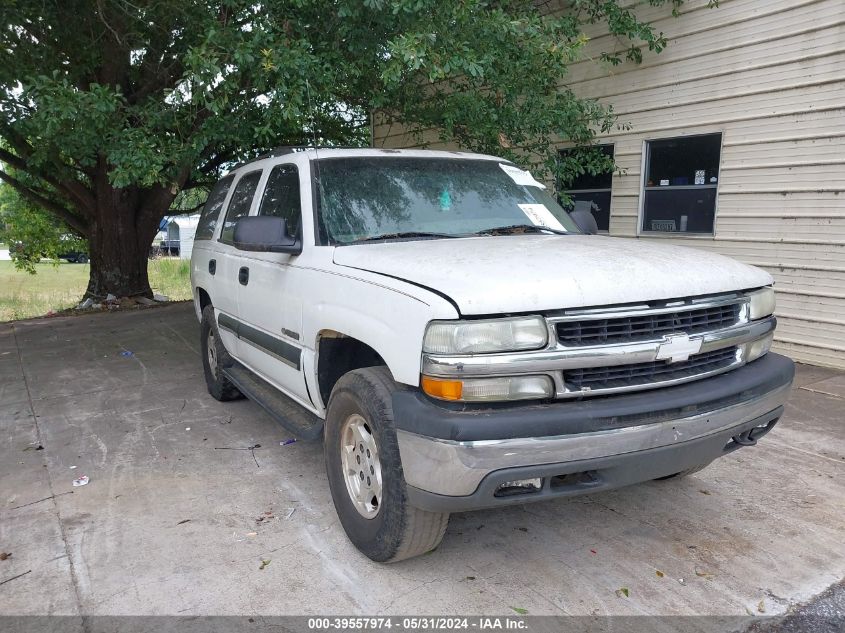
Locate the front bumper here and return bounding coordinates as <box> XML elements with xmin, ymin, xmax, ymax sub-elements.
<box><xmin>395</xmin><ymin>353</ymin><xmax>794</xmax><ymax>511</ymax></box>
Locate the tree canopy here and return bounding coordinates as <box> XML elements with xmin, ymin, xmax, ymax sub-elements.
<box><xmin>0</xmin><ymin>0</ymin><xmax>699</xmax><ymax>298</ymax></box>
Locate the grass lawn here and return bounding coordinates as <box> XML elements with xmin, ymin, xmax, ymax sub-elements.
<box><xmin>0</xmin><ymin>257</ymin><xmax>192</xmax><ymax>322</ymax></box>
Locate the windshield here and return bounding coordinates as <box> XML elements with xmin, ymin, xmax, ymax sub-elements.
<box><xmin>315</xmin><ymin>157</ymin><xmax>580</xmax><ymax>244</ymax></box>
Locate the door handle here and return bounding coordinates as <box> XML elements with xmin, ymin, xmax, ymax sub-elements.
<box><xmin>238</xmin><ymin>266</ymin><xmax>249</xmax><ymax>286</ymax></box>
<box><xmin>208</xmin><ymin>259</ymin><xmax>216</xmax><ymax>275</ymax></box>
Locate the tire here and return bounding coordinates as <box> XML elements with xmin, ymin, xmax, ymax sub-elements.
<box><xmin>200</xmin><ymin>305</ymin><xmax>242</xmax><ymax>401</ymax></box>
<box><xmin>655</xmin><ymin>461</ymin><xmax>714</xmax><ymax>480</ymax></box>
<box><xmin>324</xmin><ymin>366</ymin><xmax>449</xmax><ymax>563</ymax></box>
<box><xmin>78</xmin><ymin>254</ymin><xmax>89</xmax><ymax>264</ymax></box>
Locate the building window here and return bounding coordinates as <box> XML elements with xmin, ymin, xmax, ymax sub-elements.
<box><xmin>641</xmin><ymin>133</ymin><xmax>721</xmax><ymax>234</ymax></box>
<box><xmin>558</xmin><ymin>144</ymin><xmax>614</xmax><ymax>232</ymax></box>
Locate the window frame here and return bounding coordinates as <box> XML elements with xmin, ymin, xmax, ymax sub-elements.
<box><xmin>558</xmin><ymin>143</ymin><xmax>615</xmax><ymax>234</ymax></box>
<box><xmin>217</xmin><ymin>168</ymin><xmax>265</xmax><ymax>245</ymax></box>
<box><xmin>637</xmin><ymin>132</ymin><xmax>724</xmax><ymax>238</ymax></box>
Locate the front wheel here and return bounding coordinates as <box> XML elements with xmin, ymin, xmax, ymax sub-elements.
<box><xmin>324</xmin><ymin>367</ymin><xmax>449</xmax><ymax>562</ymax></box>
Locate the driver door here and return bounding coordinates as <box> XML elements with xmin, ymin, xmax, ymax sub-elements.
<box><xmin>235</xmin><ymin>163</ymin><xmax>311</xmax><ymax>407</ymax></box>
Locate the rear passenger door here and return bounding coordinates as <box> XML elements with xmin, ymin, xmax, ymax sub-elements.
<box><xmin>191</xmin><ymin>173</ymin><xmax>234</xmax><ymax>312</ymax></box>
<box><xmin>214</xmin><ymin>169</ymin><xmax>264</xmax><ymax>358</ymax></box>
<box><xmin>235</xmin><ymin>163</ymin><xmax>312</xmax><ymax>407</ymax></box>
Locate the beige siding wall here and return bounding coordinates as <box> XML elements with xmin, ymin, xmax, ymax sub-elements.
<box><xmin>373</xmin><ymin>0</ymin><xmax>845</xmax><ymax>368</ymax></box>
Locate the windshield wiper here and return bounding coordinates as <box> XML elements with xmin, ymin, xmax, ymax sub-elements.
<box><xmin>474</xmin><ymin>224</ymin><xmax>570</xmax><ymax>236</ymax></box>
<box><xmin>346</xmin><ymin>231</ymin><xmax>462</xmax><ymax>244</ymax></box>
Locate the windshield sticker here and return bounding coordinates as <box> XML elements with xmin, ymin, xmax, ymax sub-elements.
<box><xmin>499</xmin><ymin>164</ymin><xmax>547</xmax><ymax>189</ymax></box>
<box><xmin>518</xmin><ymin>204</ymin><xmax>566</xmax><ymax>231</ymax></box>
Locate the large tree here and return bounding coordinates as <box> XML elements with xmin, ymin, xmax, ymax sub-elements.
<box><xmin>0</xmin><ymin>0</ymin><xmax>696</xmax><ymax>299</ymax></box>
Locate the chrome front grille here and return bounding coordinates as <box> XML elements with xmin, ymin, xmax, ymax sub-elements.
<box><xmin>421</xmin><ymin>292</ymin><xmax>775</xmax><ymax>401</ymax></box>
<box><xmin>563</xmin><ymin>347</ymin><xmax>740</xmax><ymax>393</ymax></box>
<box><xmin>556</xmin><ymin>303</ymin><xmax>740</xmax><ymax>347</ymax></box>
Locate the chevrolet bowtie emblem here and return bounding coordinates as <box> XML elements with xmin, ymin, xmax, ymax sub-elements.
<box><xmin>655</xmin><ymin>333</ymin><xmax>702</xmax><ymax>363</ymax></box>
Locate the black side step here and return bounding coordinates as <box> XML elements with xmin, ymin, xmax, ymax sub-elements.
<box><xmin>222</xmin><ymin>361</ymin><xmax>324</xmax><ymax>440</ymax></box>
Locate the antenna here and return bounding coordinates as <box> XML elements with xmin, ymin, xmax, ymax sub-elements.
<box><xmin>304</xmin><ymin>78</ymin><xmax>320</xmax><ymax>151</ymax></box>
<box><xmin>304</xmin><ymin>79</ymin><xmax>325</xmax><ymax>243</ymax></box>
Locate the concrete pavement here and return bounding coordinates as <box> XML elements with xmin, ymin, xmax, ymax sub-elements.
<box><xmin>0</xmin><ymin>304</ymin><xmax>843</xmax><ymax>621</ymax></box>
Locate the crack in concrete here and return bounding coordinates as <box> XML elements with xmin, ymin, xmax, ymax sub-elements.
<box><xmin>764</xmin><ymin>439</ymin><xmax>845</xmax><ymax>465</ymax></box>
<box><xmin>161</xmin><ymin>319</ymin><xmax>201</xmax><ymax>356</ymax></box>
<box><xmin>11</xmin><ymin>323</ymin><xmax>88</xmax><ymax>624</ymax></box>
<box><xmin>798</xmin><ymin>386</ymin><xmax>845</xmax><ymax>401</ymax></box>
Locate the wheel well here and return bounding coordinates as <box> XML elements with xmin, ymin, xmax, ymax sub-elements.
<box><xmin>196</xmin><ymin>287</ymin><xmax>212</xmax><ymax>312</ymax></box>
<box><xmin>317</xmin><ymin>332</ymin><xmax>386</xmax><ymax>405</ymax></box>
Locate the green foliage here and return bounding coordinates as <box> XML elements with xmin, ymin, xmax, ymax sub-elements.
<box><xmin>0</xmin><ymin>184</ymin><xmax>86</xmax><ymax>274</ymax></box>
<box><xmin>0</xmin><ymin>1</ymin><xmax>700</xmax><ymax>190</ymax></box>
<box><xmin>0</xmin><ymin>0</ymin><xmax>707</xmax><ymax>295</ymax></box>
<box><xmin>147</xmin><ymin>257</ymin><xmax>193</xmax><ymax>300</ymax></box>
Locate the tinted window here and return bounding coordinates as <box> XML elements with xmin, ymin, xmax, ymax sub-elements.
<box><xmin>559</xmin><ymin>144</ymin><xmax>614</xmax><ymax>191</ymax></box>
<box><xmin>258</xmin><ymin>164</ymin><xmax>301</xmax><ymax>237</ymax></box>
<box><xmin>646</xmin><ymin>134</ymin><xmax>721</xmax><ymax>187</ymax></box>
<box><xmin>558</xmin><ymin>144</ymin><xmax>614</xmax><ymax>232</ymax></box>
<box><xmin>195</xmin><ymin>175</ymin><xmax>234</xmax><ymax>240</ymax></box>
<box><xmin>316</xmin><ymin>157</ymin><xmax>580</xmax><ymax>244</ymax></box>
<box><xmin>566</xmin><ymin>191</ymin><xmax>612</xmax><ymax>233</ymax></box>
<box><xmin>642</xmin><ymin>133</ymin><xmax>721</xmax><ymax>234</ymax></box>
<box><xmin>220</xmin><ymin>171</ymin><xmax>262</xmax><ymax>243</ymax></box>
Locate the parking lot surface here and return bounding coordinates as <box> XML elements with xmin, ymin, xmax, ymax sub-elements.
<box><xmin>1</xmin><ymin>304</ymin><xmax>843</xmax><ymax>621</ymax></box>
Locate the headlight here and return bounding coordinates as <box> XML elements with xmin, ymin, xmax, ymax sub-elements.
<box><xmin>423</xmin><ymin>316</ymin><xmax>548</xmax><ymax>354</ymax></box>
<box><xmin>421</xmin><ymin>375</ymin><xmax>554</xmax><ymax>402</ymax></box>
<box><xmin>747</xmin><ymin>287</ymin><xmax>776</xmax><ymax>320</ymax></box>
<box><xmin>745</xmin><ymin>333</ymin><xmax>774</xmax><ymax>362</ymax></box>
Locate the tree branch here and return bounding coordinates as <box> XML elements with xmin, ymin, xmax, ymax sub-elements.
<box><xmin>0</xmin><ymin>169</ymin><xmax>89</xmax><ymax>236</ymax></box>
<box><xmin>0</xmin><ymin>130</ymin><xmax>97</xmax><ymax>213</ymax></box>
<box><xmin>170</xmin><ymin>200</ymin><xmax>205</xmax><ymax>215</ymax></box>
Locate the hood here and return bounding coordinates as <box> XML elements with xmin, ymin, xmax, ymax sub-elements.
<box><xmin>332</xmin><ymin>235</ymin><xmax>772</xmax><ymax>315</ymax></box>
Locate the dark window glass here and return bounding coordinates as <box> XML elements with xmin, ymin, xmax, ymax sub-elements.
<box><xmin>567</xmin><ymin>191</ymin><xmax>612</xmax><ymax>232</ymax></box>
<box><xmin>195</xmin><ymin>175</ymin><xmax>234</xmax><ymax>240</ymax></box>
<box><xmin>315</xmin><ymin>157</ymin><xmax>580</xmax><ymax>244</ymax></box>
<box><xmin>558</xmin><ymin>144</ymin><xmax>614</xmax><ymax>232</ymax></box>
<box><xmin>258</xmin><ymin>164</ymin><xmax>301</xmax><ymax>237</ymax></box>
<box><xmin>642</xmin><ymin>134</ymin><xmax>721</xmax><ymax>234</ymax></box>
<box><xmin>219</xmin><ymin>171</ymin><xmax>262</xmax><ymax>243</ymax></box>
<box><xmin>559</xmin><ymin>144</ymin><xmax>614</xmax><ymax>191</ymax></box>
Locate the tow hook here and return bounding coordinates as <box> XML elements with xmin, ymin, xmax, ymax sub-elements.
<box><xmin>731</xmin><ymin>429</ymin><xmax>757</xmax><ymax>446</ymax></box>
<box><xmin>732</xmin><ymin>418</ymin><xmax>780</xmax><ymax>447</ymax></box>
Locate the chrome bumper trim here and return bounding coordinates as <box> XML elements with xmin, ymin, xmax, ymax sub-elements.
<box><xmin>397</xmin><ymin>382</ymin><xmax>790</xmax><ymax>497</ymax></box>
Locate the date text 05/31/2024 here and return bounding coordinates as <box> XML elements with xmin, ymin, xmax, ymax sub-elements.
<box><xmin>307</xmin><ymin>617</ymin><xmax>528</xmax><ymax>630</ymax></box>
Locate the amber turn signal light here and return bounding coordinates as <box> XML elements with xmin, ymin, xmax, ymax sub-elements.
<box><xmin>421</xmin><ymin>375</ymin><xmax>463</xmax><ymax>401</ymax></box>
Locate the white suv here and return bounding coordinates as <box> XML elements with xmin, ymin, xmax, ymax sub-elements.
<box><xmin>191</xmin><ymin>147</ymin><xmax>794</xmax><ymax>562</ymax></box>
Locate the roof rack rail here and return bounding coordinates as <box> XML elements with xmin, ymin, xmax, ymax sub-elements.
<box><xmin>231</xmin><ymin>146</ymin><xmax>308</xmax><ymax>170</ymax></box>
<box><xmin>231</xmin><ymin>145</ymin><xmax>368</xmax><ymax>170</ymax></box>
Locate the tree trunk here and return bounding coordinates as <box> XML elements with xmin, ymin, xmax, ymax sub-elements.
<box><xmin>84</xmin><ymin>182</ymin><xmax>171</xmax><ymax>300</ymax></box>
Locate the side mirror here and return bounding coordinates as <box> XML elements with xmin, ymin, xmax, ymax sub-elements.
<box><xmin>233</xmin><ymin>216</ymin><xmax>302</xmax><ymax>254</ymax></box>
<box><xmin>569</xmin><ymin>208</ymin><xmax>598</xmax><ymax>235</ymax></box>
